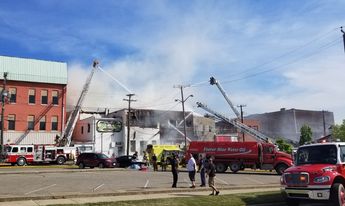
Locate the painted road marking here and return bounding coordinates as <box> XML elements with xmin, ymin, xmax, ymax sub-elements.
<box><xmin>144</xmin><ymin>179</ymin><xmax>149</xmax><ymax>188</ymax></box>
<box><xmin>93</xmin><ymin>183</ymin><xmax>104</xmax><ymax>191</ymax></box>
<box><xmin>215</xmin><ymin>177</ymin><xmax>229</xmax><ymax>185</ymax></box>
<box><xmin>25</xmin><ymin>184</ymin><xmax>56</xmax><ymax>195</ymax></box>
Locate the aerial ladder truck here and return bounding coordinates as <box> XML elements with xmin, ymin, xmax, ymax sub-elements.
<box><xmin>56</xmin><ymin>60</ymin><xmax>99</xmax><ymax>147</ymax></box>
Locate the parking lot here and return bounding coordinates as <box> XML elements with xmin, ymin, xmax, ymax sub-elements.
<box><xmin>0</xmin><ymin>166</ymin><xmax>280</xmax><ymax>199</ymax></box>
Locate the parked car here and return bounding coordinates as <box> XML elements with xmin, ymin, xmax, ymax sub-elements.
<box><xmin>115</xmin><ymin>155</ymin><xmax>145</xmax><ymax>168</ymax></box>
<box><xmin>76</xmin><ymin>153</ymin><xmax>116</xmax><ymax>169</ymax></box>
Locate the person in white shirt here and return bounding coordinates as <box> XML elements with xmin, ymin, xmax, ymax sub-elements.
<box><xmin>187</xmin><ymin>153</ymin><xmax>197</xmax><ymax>188</ymax></box>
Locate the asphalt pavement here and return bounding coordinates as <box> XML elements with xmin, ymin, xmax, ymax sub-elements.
<box><xmin>0</xmin><ymin>186</ymin><xmax>283</xmax><ymax>206</ymax></box>
<box><xmin>0</xmin><ymin>165</ymin><xmax>284</xmax><ymax>205</ymax></box>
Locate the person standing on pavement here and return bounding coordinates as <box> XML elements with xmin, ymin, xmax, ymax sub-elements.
<box><xmin>160</xmin><ymin>153</ymin><xmax>166</xmax><ymax>171</ymax></box>
<box><xmin>152</xmin><ymin>153</ymin><xmax>158</xmax><ymax>171</ymax></box>
<box><xmin>197</xmin><ymin>153</ymin><xmax>206</xmax><ymax>187</ymax></box>
<box><xmin>206</xmin><ymin>158</ymin><xmax>220</xmax><ymax>196</ymax></box>
<box><xmin>171</xmin><ymin>153</ymin><xmax>179</xmax><ymax>188</ymax></box>
<box><xmin>187</xmin><ymin>153</ymin><xmax>197</xmax><ymax>188</ymax></box>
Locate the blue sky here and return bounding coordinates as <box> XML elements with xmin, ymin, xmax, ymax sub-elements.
<box><xmin>1</xmin><ymin>1</ymin><xmax>345</xmax><ymax>127</ymax></box>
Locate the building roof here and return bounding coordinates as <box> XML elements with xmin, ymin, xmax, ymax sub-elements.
<box><xmin>0</xmin><ymin>55</ymin><xmax>67</xmax><ymax>85</ymax></box>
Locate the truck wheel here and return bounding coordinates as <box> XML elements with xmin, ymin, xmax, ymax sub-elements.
<box><xmin>275</xmin><ymin>163</ymin><xmax>288</xmax><ymax>175</ymax></box>
<box><xmin>215</xmin><ymin>163</ymin><xmax>227</xmax><ymax>173</ymax></box>
<box><xmin>79</xmin><ymin>162</ymin><xmax>85</xmax><ymax>169</ymax></box>
<box><xmin>330</xmin><ymin>183</ymin><xmax>345</xmax><ymax>206</ymax></box>
<box><xmin>286</xmin><ymin>198</ymin><xmax>299</xmax><ymax>206</ymax></box>
<box><xmin>230</xmin><ymin>162</ymin><xmax>241</xmax><ymax>173</ymax></box>
<box><xmin>56</xmin><ymin>156</ymin><xmax>66</xmax><ymax>165</ymax></box>
<box><xmin>16</xmin><ymin>157</ymin><xmax>26</xmax><ymax>166</ymax></box>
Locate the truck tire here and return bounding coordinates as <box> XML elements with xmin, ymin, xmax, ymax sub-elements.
<box><xmin>275</xmin><ymin>163</ymin><xmax>288</xmax><ymax>175</ymax></box>
<box><xmin>16</xmin><ymin>157</ymin><xmax>26</xmax><ymax>166</ymax></box>
<box><xmin>215</xmin><ymin>163</ymin><xmax>227</xmax><ymax>173</ymax></box>
<box><xmin>56</xmin><ymin>156</ymin><xmax>66</xmax><ymax>165</ymax></box>
<box><xmin>230</xmin><ymin>162</ymin><xmax>241</xmax><ymax>173</ymax></box>
<box><xmin>330</xmin><ymin>183</ymin><xmax>345</xmax><ymax>206</ymax></box>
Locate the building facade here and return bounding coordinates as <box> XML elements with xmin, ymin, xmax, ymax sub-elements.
<box><xmin>247</xmin><ymin>108</ymin><xmax>334</xmax><ymax>143</ymax></box>
<box><xmin>215</xmin><ymin>118</ymin><xmax>261</xmax><ymax>142</ymax></box>
<box><xmin>0</xmin><ymin>56</ymin><xmax>67</xmax><ymax>145</ymax></box>
<box><xmin>72</xmin><ymin>108</ymin><xmax>215</xmax><ymax>158</ymax></box>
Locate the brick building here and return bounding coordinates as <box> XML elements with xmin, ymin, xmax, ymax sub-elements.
<box><xmin>216</xmin><ymin>118</ymin><xmax>261</xmax><ymax>142</ymax></box>
<box><xmin>0</xmin><ymin>56</ymin><xmax>67</xmax><ymax>145</ymax></box>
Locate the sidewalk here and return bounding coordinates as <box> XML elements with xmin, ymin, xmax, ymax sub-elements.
<box><xmin>0</xmin><ymin>186</ymin><xmax>282</xmax><ymax>206</ymax></box>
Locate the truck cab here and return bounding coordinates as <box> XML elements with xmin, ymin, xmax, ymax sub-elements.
<box><xmin>281</xmin><ymin>142</ymin><xmax>345</xmax><ymax>206</ymax></box>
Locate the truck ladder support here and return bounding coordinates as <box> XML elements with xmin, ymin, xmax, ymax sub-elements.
<box><xmin>196</xmin><ymin>102</ymin><xmax>272</xmax><ymax>143</ymax></box>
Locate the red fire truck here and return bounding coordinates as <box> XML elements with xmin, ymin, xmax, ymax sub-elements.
<box><xmin>281</xmin><ymin>142</ymin><xmax>345</xmax><ymax>206</ymax></box>
<box><xmin>3</xmin><ymin>144</ymin><xmax>75</xmax><ymax>166</ymax></box>
<box><xmin>188</xmin><ymin>141</ymin><xmax>293</xmax><ymax>174</ymax></box>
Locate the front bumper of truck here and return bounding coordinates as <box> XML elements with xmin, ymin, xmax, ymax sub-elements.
<box><xmin>281</xmin><ymin>186</ymin><xmax>331</xmax><ymax>200</ymax></box>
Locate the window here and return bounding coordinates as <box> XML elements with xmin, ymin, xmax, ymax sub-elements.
<box><xmin>39</xmin><ymin>116</ymin><xmax>46</xmax><ymax>131</ymax></box>
<box><xmin>81</xmin><ymin>126</ymin><xmax>84</xmax><ymax>134</ymax></box>
<box><xmin>41</xmin><ymin>90</ymin><xmax>48</xmax><ymax>104</ymax></box>
<box><xmin>340</xmin><ymin>146</ymin><xmax>345</xmax><ymax>162</ymax></box>
<box><xmin>52</xmin><ymin>90</ymin><xmax>58</xmax><ymax>105</ymax></box>
<box><xmin>9</xmin><ymin>88</ymin><xmax>16</xmax><ymax>103</ymax></box>
<box><xmin>28</xmin><ymin>89</ymin><xmax>35</xmax><ymax>104</ymax></box>
<box><xmin>20</xmin><ymin>147</ymin><xmax>26</xmax><ymax>153</ymax></box>
<box><xmin>51</xmin><ymin>116</ymin><xmax>58</xmax><ymax>131</ymax></box>
<box><xmin>27</xmin><ymin>147</ymin><xmax>33</xmax><ymax>152</ymax></box>
<box><xmin>8</xmin><ymin>114</ymin><xmax>15</xmax><ymax>130</ymax></box>
<box><xmin>27</xmin><ymin>115</ymin><xmax>35</xmax><ymax>130</ymax></box>
<box><xmin>87</xmin><ymin>123</ymin><xmax>90</xmax><ymax>133</ymax></box>
<box><xmin>12</xmin><ymin>147</ymin><xmax>18</xmax><ymax>153</ymax></box>
<box><xmin>130</xmin><ymin>140</ymin><xmax>136</xmax><ymax>152</ymax></box>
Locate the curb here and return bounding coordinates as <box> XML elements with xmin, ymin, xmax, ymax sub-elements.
<box><xmin>0</xmin><ymin>184</ymin><xmax>281</xmax><ymax>202</ymax></box>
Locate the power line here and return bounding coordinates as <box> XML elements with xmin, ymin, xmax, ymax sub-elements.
<box><xmin>189</xmin><ymin>28</ymin><xmax>341</xmax><ymax>87</ymax></box>
<box><xmin>221</xmin><ymin>37</ymin><xmax>342</xmax><ymax>84</ymax></box>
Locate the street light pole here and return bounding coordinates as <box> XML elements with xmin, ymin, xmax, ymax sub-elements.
<box><xmin>123</xmin><ymin>94</ymin><xmax>136</xmax><ymax>157</ymax></box>
<box><xmin>1</xmin><ymin>72</ymin><xmax>8</xmax><ymax>156</ymax></box>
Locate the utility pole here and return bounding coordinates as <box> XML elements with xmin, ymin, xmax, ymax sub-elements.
<box><xmin>174</xmin><ymin>84</ymin><xmax>192</xmax><ymax>153</ymax></box>
<box><xmin>1</xmin><ymin>72</ymin><xmax>8</xmax><ymax>156</ymax></box>
<box><xmin>322</xmin><ymin>110</ymin><xmax>326</xmax><ymax>136</ymax></box>
<box><xmin>123</xmin><ymin>94</ymin><xmax>136</xmax><ymax>157</ymax></box>
<box><xmin>237</xmin><ymin>104</ymin><xmax>246</xmax><ymax>142</ymax></box>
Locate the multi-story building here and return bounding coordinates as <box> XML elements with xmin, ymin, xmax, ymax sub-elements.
<box><xmin>247</xmin><ymin>108</ymin><xmax>334</xmax><ymax>143</ymax></box>
<box><xmin>215</xmin><ymin>118</ymin><xmax>261</xmax><ymax>142</ymax></box>
<box><xmin>72</xmin><ymin>108</ymin><xmax>215</xmax><ymax>158</ymax></box>
<box><xmin>0</xmin><ymin>56</ymin><xmax>67</xmax><ymax>145</ymax></box>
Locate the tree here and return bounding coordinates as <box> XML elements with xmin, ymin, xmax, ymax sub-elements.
<box><xmin>275</xmin><ymin>138</ymin><xmax>293</xmax><ymax>154</ymax></box>
<box><xmin>332</xmin><ymin>120</ymin><xmax>345</xmax><ymax>141</ymax></box>
<box><xmin>299</xmin><ymin>124</ymin><xmax>312</xmax><ymax>146</ymax></box>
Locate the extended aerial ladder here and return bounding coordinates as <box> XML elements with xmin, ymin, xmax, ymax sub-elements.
<box><xmin>204</xmin><ymin>76</ymin><xmax>273</xmax><ymax>143</ymax></box>
<box><xmin>56</xmin><ymin>60</ymin><xmax>99</xmax><ymax>146</ymax></box>
<box><xmin>196</xmin><ymin>102</ymin><xmax>272</xmax><ymax>143</ymax></box>
<box><xmin>209</xmin><ymin>77</ymin><xmax>241</xmax><ymax>119</ymax></box>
